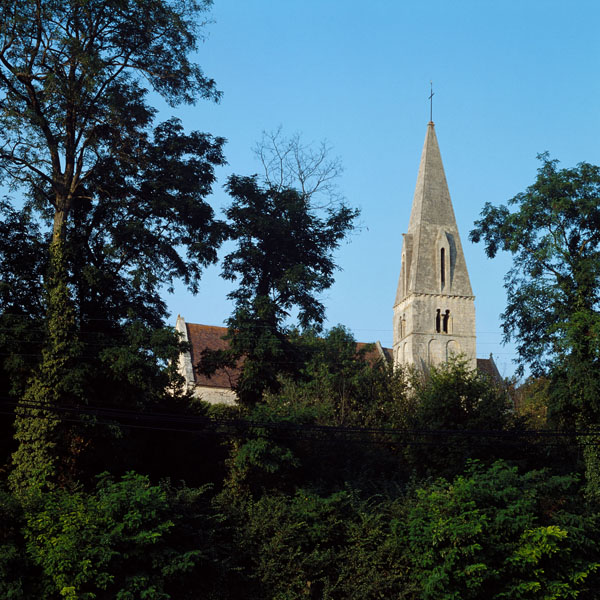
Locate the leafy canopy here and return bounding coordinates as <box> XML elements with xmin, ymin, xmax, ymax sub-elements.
<box><xmin>406</xmin><ymin>460</ymin><xmax>599</xmax><ymax>600</ymax></box>
<box><xmin>0</xmin><ymin>0</ymin><xmax>226</xmax><ymax>487</ymax></box>
<box><xmin>470</xmin><ymin>154</ymin><xmax>600</xmax><ymax>377</ymax></box>
<box><xmin>200</xmin><ymin>176</ymin><xmax>358</xmax><ymax>406</ymax></box>
<box><xmin>0</xmin><ymin>0</ymin><xmax>226</xmax><ymax>321</ymax></box>
<box><xmin>0</xmin><ymin>0</ymin><xmax>219</xmax><ymax>192</ymax></box>
<box><xmin>470</xmin><ymin>155</ymin><xmax>600</xmax><ymax>495</ymax></box>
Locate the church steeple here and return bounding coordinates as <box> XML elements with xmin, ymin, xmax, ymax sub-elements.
<box><xmin>409</xmin><ymin>121</ymin><xmax>455</xmax><ymax>233</ymax></box>
<box><xmin>393</xmin><ymin>122</ymin><xmax>476</xmax><ymax>370</ymax></box>
<box><xmin>398</xmin><ymin>122</ymin><xmax>473</xmax><ymax>300</ymax></box>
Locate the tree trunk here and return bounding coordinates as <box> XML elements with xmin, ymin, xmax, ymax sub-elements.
<box><xmin>10</xmin><ymin>201</ymin><xmax>83</xmax><ymax>493</ymax></box>
<box><xmin>52</xmin><ymin>203</ymin><xmax>68</xmax><ymax>246</ymax></box>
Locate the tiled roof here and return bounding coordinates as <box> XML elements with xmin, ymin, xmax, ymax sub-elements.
<box><xmin>477</xmin><ymin>357</ymin><xmax>502</xmax><ymax>381</ymax></box>
<box><xmin>185</xmin><ymin>324</ymin><xmax>391</xmax><ymax>390</ymax></box>
<box><xmin>356</xmin><ymin>341</ymin><xmax>393</xmax><ymax>365</ymax></box>
<box><xmin>186</xmin><ymin>323</ymin><xmax>240</xmax><ymax>389</ymax></box>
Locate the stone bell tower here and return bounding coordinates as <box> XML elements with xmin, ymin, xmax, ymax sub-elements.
<box><xmin>393</xmin><ymin>121</ymin><xmax>476</xmax><ymax>370</ymax></box>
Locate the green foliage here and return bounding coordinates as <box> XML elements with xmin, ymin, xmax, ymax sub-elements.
<box><xmin>513</xmin><ymin>377</ymin><xmax>550</xmax><ymax>429</ymax></box>
<box><xmin>405</xmin><ymin>460</ymin><xmax>600</xmax><ymax>600</ymax></box>
<box><xmin>291</xmin><ymin>326</ymin><xmax>412</xmax><ymax>426</ymax></box>
<box><xmin>222</xmin><ymin>177</ymin><xmax>357</xmax><ymax>329</ymax></box>
<box><xmin>0</xmin><ymin>202</ymin><xmax>46</xmax><ymax>468</ymax></box>
<box><xmin>262</xmin><ymin>325</ymin><xmax>414</xmax><ymax>428</ymax></box>
<box><xmin>161</xmin><ymin>483</ymin><xmax>242</xmax><ymax>600</ymax></box>
<box><xmin>218</xmin><ymin>326</ymin><xmax>418</xmax><ymax>494</ymax></box>
<box><xmin>0</xmin><ymin>486</ymin><xmax>39</xmax><ymax>599</ymax></box>
<box><xmin>414</xmin><ymin>359</ymin><xmax>511</xmax><ymax>431</ymax></box>
<box><xmin>216</xmin><ymin>486</ymin><xmax>411</xmax><ymax>600</ymax></box>
<box><xmin>238</xmin><ymin>343</ymin><xmax>518</xmax><ymax>491</ymax></box>
<box><xmin>24</xmin><ymin>472</ymin><xmax>172</xmax><ymax>598</ymax></box>
<box><xmin>6</xmin><ymin>459</ymin><xmax>600</xmax><ymax>600</ymax></box>
<box><xmin>336</xmin><ymin>502</ymin><xmax>412</xmax><ymax>600</ymax></box>
<box><xmin>0</xmin><ymin>0</ymin><xmax>225</xmax><ymax>285</ymax></box>
<box><xmin>470</xmin><ymin>155</ymin><xmax>600</xmax><ymax>376</ymax></box>
<box><xmin>0</xmin><ymin>201</ymin><xmax>45</xmax><ymax>323</ymax></box>
<box><xmin>470</xmin><ymin>154</ymin><xmax>600</xmax><ymax>492</ymax></box>
<box><xmin>21</xmin><ymin>471</ymin><xmax>235</xmax><ymax>600</ymax></box>
<box><xmin>404</xmin><ymin>359</ymin><xmax>514</xmax><ymax>478</ymax></box>
<box><xmin>0</xmin><ymin>476</ymin><xmax>239</xmax><ymax>600</ymax></box>
<box><xmin>242</xmin><ymin>490</ymin><xmax>352</xmax><ymax>598</ymax></box>
<box><xmin>199</xmin><ymin>178</ymin><xmax>358</xmax><ymax>406</ymax></box>
<box><xmin>0</xmin><ymin>202</ymin><xmax>46</xmax><ymax>433</ymax></box>
<box><xmin>222</xmin><ymin>435</ymin><xmax>301</xmax><ymax>499</ymax></box>
<box><xmin>0</xmin><ymin>0</ymin><xmax>226</xmax><ymax>486</ymax></box>
<box><xmin>67</xmin><ymin>117</ymin><xmax>226</xmax><ymax>327</ymax></box>
<box><xmin>10</xmin><ymin>239</ymin><xmax>86</xmax><ymax>493</ymax></box>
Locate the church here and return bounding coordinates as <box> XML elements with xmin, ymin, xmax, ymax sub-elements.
<box><xmin>393</xmin><ymin>120</ymin><xmax>477</xmax><ymax>371</ymax></box>
<box><xmin>176</xmin><ymin>120</ymin><xmax>499</xmax><ymax>403</ymax></box>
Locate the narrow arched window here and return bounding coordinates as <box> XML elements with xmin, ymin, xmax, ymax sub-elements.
<box><xmin>435</xmin><ymin>309</ymin><xmax>441</xmax><ymax>333</ymax></box>
<box><xmin>440</xmin><ymin>248</ymin><xmax>446</xmax><ymax>288</ymax></box>
<box><xmin>443</xmin><ymin>309</ymin><xmax>450</xmax><ymax>333</ymax></box>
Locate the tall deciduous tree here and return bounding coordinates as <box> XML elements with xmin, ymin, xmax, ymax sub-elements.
<box><xmin>200</xmin><ymin>175</ymin><xmax>358</xmax><ymax>406</ymax></box>
<box><xmin>470</xmin><ymin>155</ymin><xmax>600</xmax><ymax>410</ymax></box>
<box><xmin>470</xmin><ymin>155</ymin><xmax>600</xmax><ymax>381</ymax></box>
<box><xmin>0</xmin><ymin>0</ymin><xmax>225</xmax><ymax>489</ymax></box>
<box><xmin>470</xmin><ymin>155</ymin><xmax>600</xmax><ymax>495</ymax></box>
<box><xmin>0</xmin><ymin>0</ymin><xmax>220</xmax><ymax>246</ymax></box>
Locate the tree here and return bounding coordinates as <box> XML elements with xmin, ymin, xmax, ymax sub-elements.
<box><xmin>272</xmin><ymin>325</ymin><xmax>411</xmax><ymax>428</ymax></box>
<box><xmin>0</xmin><ymin>0</ymin><xmax>220</xmax><ymax>259</ymax></box>
<box><xmin>22</xmin><ymin>472</ymin><xmax>232</xmax><ymax>600</ymax></box>
<box><xmin>199</xmin><ymin>176</ymin><xmax>358</xmax><ymax>406</ymax></box>
<box><xmin>512</xmin><ymin>376</ymin><xmax>551</xmax><ymax>430</ymax></box>
<box><xmin>253</xmin><ymin>127</ymin><xmax>343</xmax><ymax>207</ymax></box>
<box><xmin>215</xmin><ymin>486</ymin><xmax>410</xmax><ymax>599</ymax></box>
<box><xmin>470</xmin><ymin>155</ymin><xmax>600</xmax><ymax>397</ymax></box>
<box><xmin>0</xmin><ymin>202</ymin><xmax>47</xmax><ymax>468</ymax></box>
<box><xmin>407</xmin><ymin>359</ymin><xmax>514</xmax><ymax>478</ymax></box>
<box><xmin>0</xmin><ymin>485</ymin><xmax>39</xmax><ymax>599</ymax></box>
<box><xmin>470</xmin><ymin>155</ymin><xmax>600</xmax><ymax>496</ymax></box>
<box><xmin>0</xmin><ymin>0</ymin><xmax>225</xmax><ymax>490</ymax></box>
<box><xmin>469</xmin><ymin>154</ymin><xmax>600</xmax><ymax>417</ymax></box>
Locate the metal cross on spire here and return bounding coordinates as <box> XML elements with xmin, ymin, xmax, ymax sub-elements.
<box><xmin>429</xmin><ymin>81</ymin><xmax>434</xmax><ymax>122</ymax></box>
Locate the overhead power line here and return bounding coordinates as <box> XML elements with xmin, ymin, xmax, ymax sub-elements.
<box><xmin>1</xmin><ymin>398</ymin><xmax>597</xmax><ymax>448</ymax></box>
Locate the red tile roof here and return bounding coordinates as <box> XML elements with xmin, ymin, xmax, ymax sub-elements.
<box><xmin>356</xmin><ymin>341</ymin><xmax>393</xmax><ymax>364</ymax></box>
<box><xmin>185</xmin><ymin>324</ymin><xmax>391</xmax><ymax>390</ymax></box>
<box><xmin>477</xmin><ymin>357</ymin><xmax>502</xmax><ymax>381</ymax></box>
<box><xmin>186</xmin><ymin>324</ymin><xmax>240</xmax><ymax>389</ymax></box>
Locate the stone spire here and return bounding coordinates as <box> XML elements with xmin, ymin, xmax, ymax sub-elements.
<box><xmin>393</xmin><ymin>122</ymin><xmax>476</xmax><ymax>370</ymax></box>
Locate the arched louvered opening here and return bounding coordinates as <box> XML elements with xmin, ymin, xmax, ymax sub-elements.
<box><xmin>443</xmin><ymin>309</ymin><xmax>450</xmax><ymax>333</ymax></box>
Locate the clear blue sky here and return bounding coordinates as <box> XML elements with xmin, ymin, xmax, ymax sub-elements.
<box><xmin>158</xmin><ymin>0</ymin><xmax>600</xmax><ymax>379</ymax></box>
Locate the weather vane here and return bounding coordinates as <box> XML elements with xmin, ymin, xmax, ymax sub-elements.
<box><xmin>429</xmin><ymin>81</ymin><xmax>434</xmax><ymax>122</ymax></box>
